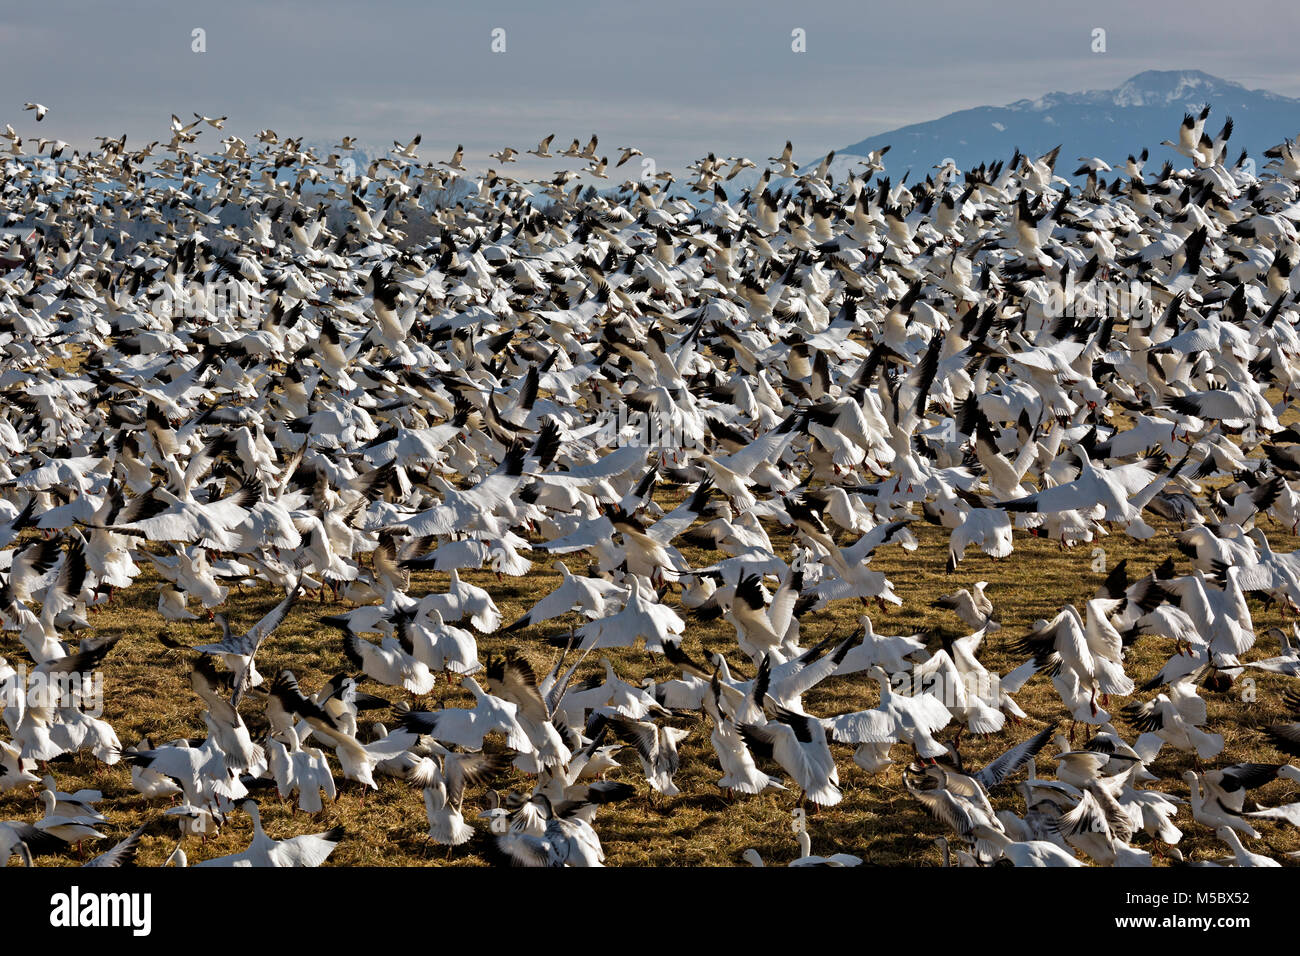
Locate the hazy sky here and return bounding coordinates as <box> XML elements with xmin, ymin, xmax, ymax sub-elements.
<box><xmin>6</xmin><ymin>0</ymin><xmax>1300</xmax><ymax>173</ymax></box>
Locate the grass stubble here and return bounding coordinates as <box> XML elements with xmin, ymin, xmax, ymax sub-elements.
<box><xmin>5</xmin><ymin>506</ymin><xmax>1300</xmax><ymax>868</ymax></box>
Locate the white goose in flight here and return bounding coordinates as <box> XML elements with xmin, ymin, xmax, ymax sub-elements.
<box><xmin>191</xmin><ymin>800</ymin><xmax>343</xmax><ymax>867</ymax></box>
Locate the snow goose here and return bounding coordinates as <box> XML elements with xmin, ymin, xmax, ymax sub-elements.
<box><xmin>904</xmin><ymin>762</ymin><xmax>1004</xmax><ymax>861</ymax></box>
<box><xmin>1111</xmin><ymin>762</ymin><xmax>1184</xmax><ymax>847</ymax></box>
<box><xmin>575</xmin><ymin>575</ymin><xmax>684</xmax><ymax>653</ymax></box>
<box><xmin>419</xmin><ymin>568</ymin><xmax>502</xmax><ymax>633</ymax></box>
<box><xmin>82</xmin><ymin>824</ymin><xmax>147</xmax><ymax>867</ymax></box>
<box><xmin>0</xmin><ymin>820</ymin><xmax>64</xmax><ymax>865</ymax></box>
<box><xmin>181</xmin><ymin>575</ymin><xmax>302</xmax><ymax>703</ymax></box>
<box><xmin>949</xmin><ymin>724</ymin><xmax>1062</xmax><ymax>798</ymax></box>
<box><xmin>759</xmin><ymin>632</ymin><xmax>857</xmax><ymax>711</ymax></box>
<box><xmin>526</xmin><ymin>133</ymin><xmax>555</xmax><ymax>158</ymax></box>
<box><xmin>1053</xmin><ymin>780</ymin><xmax>1151</xmax><ymax>866</ymax></box>
<box><xmin>502</xmin><ymin>560</ymin><xmax>625</xmax><ymax>631</ymax></box>
<box><xmin>743</xmin><ymin>830</ymin><xmax>861</xmax><ymax>866</ymax></box>
<box><xmin>932</xmin><ymin>582</ymin><xmax>1000</xmax><ymax>631</ymax></box>
<box><xmin>400</xmin><ymin>676</ymin><xmax>533</xmax><ymax>755</ymax></box>
<box><xmin>971</xmin><ymin>823</ymin><xmax>1082</xmax><ymax>866</ymax></box>
<box><xmin>405</xmin><ymin>608</ymin><xmax>483</xmax><ymax>678</ymax></box>
<box><xmin>96</xmin><ymin>477</ymin><xmax>260</xmax><ymax>551</ymax></box>
<box><xmin>1182</xmin><ymin>768</ymin><xmax>1267</xmax><ymax>839</ymax></box>
<box><xmin>1159</xmin><ymin>567</ymin><xmax>1255</xmax><ymax>657</ymax></box>
<box><xmin>788</xmin><ymin>828</ymin><xmax>862</xmax><ymax>866</ymax></box>
<box><xmin>740</xmin><ymin>703</ymin><xmax>842</xmax><ymax>808</ymax></box>
<box><xmin>1014</xmin><ymin>606</ymin><xmax>1128</xmax><ymax>728</ymax></box>
<box><xmin>484</xmin><ymin>653</ymin><xmax>570</xmax><ymax>770</ymax></box>
<box><xmin>0</xmin><ymin>739</ymin><xmax>39</xmax><ymax>792</ymax></box>
<box><xmin>35</xmin><ymin>788</ymin><xmax>106</xmax><ymax>847</ymax></box>
<box><xmin>996</xmin><ymin>447</ymin><xmax>1140</xmax><ymax>525</ymax></box>
<box><xmin>121</xmin><ymin>736</ymin><xmax>239</xmax><ymax>811</ymax></box>
<box><xmin>193</xmin><ymin>800</ymin><xmax>343</xmax><ymax>867</ymax></box>
<box><xmin>703</xmin><ymin>672</ymin><xmax>784</xmax><ymax>796</ymax></box>
<box><xmin>187</xmin><ymin>658</ymin><xmax>265</xmax><ymax>774</ymax></box>
<box><xmin>1248</xmin><ymin>626</ymin><xmax>1300</xmax><ymax>677</ymax></box>
<box><xmin>492</xmin><ymin>795</ymin><xmax>605</xmax><ymax>867</ymax></box>
<box><xmin>1050</xmin><ymin>729</ymin><xmax>1134</xmax><ymax>787</ymax></box>
<box><xmin>438</xmin><ymin>144</ymin><xmax>465</xmax><ymax>171</ymax></box>
<box><xmin>809</xmin><ymin>519</ymin><xmax>914</xmax><ymax>608</ymax></box>
<box><xmin>38</xmin><ymin>776</ymin><xmax>106</xmax><ymax>823</ymax></box>
<box><xmin>1122</xmin><ymin>678</ymin><xmax>1223</xmax><ymax>761</ymax></box>
<box><xmin>264</xmin><ymin>672</ymin><xmax>337</xmax><ymax>811</ymax></box>
<box><xmin>833</xmin><ymin>614</ymin><xmax>928</xmax><ymax>676</ymax></box>
<box><xmin>340</xmin><ymin>626</ymin><xmax>436</xmax><ymax>695</ymax></box>
<box><xmin>937</xmin><ymin>625</ymin><xmax>1026</xmax><ymax>731</ymax></box>
<box><xmin>308</xmin><ymin>672</ymin><xmax>390</xmax><ymax>739</ymax></box>
<box><xmin>1244</xmin><ymin>790</ymin><xmax>1300</xmax><ymax>830</ymax></box>
<box><xmin>274</xmin><ymin>672</ymin><xmax>416</xmax><ymax>791</ymax></box>
<box><xmin>941</xmin><ymin>498</ymin><xmax>1014</xmax><ymax>572</ymax></box>
<box><xmin>13</xmin><ymin>637</ymin><xmax>120</xmax><ymax>763</ymax></box>
<box><xmin>1215</xmin><ymin>827</ymin><xmax>1280</xmax><ymax>867</ymax></box>
<box><xmin>1174</xmin><ymin>524</ymin><xmax>1259</xmax><ymax>573</ymax></box>
<box><xmin>421</xmin><ymin>749</ymin><xmax>508</xmax><ymax>847</ymax></box>
<box><xmin>604</xmin><ymin>504</ymin><xmax>692</xmax><ymax>585</ymax></box>
<box><xmin>598</xmin><ymin>713</ymin><xmax>689</xmax><ymax>797</ymax></box>
<box><xmin>916</xmin><ymin>730</ymin><xmax>1060</xmax><ymax>851</ymax></box>
<box><xmin>828</xmin><ymin>664</ymin><xmax>952</xmax><ymax>769</ymax></box>
<box><xmin>560</xmin><ymin>656</ymin><xmax>669</xmax><ymax>725</ymax></box>
<box><xmin>266</xmin><ymin>725</ymin><xmax>337</xmax><ymax>813</ymax></box>
<box><xmin>717</xmin><ymin>572</ymin><xmax>787</xmax><ymax>658</ymax></box>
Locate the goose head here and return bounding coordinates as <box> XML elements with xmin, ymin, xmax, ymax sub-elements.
<box><xmin>1215</xmin><ymin>826</ymin><xmax>1245</xmax><ymax>852</ymax></box>
<box><xmin>240</xmin><ymin>799</ymin><xmax>265</xmax><ymax>834</ymax></box>
<box><xmin>711</xmin><ymin>653</ymin><xmax>732</xmax><ymax>682</ymax></box>
<box><xmin>1247</xmin><ymin>526</ymin><xmax>1275</xmax><ymax>556</ymax></box>
<box><xmin>460</xmin><ymin>675</ymin><xmax>485</xmax><ymax>698</ymax></box>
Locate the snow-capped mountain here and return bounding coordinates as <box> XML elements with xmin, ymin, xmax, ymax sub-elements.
<box><xmin>300</xmin><ymin>139</ymin><xmax>378</xmax><ymax>172</ymax></box>
<box><xmin>832</xmin><ymin>70</ymin><xmax>1300</xmax><ymax>180</ymax></box>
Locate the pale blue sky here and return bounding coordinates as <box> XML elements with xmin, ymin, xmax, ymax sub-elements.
<box><xmin>5</xmin><ymin>0</ymin><xmax>1299</xmax><ymax>172</ymax></box>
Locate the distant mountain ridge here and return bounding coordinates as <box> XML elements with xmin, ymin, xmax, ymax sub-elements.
<box><xmin>833</xmin><ymin>70</ymin><xmax>1300</xmax><ymax>180</ymax></box>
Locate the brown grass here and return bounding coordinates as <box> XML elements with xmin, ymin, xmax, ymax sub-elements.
<box><xmin>6</xmin><ymin>502</ymin><xmax>1300</xmax><ymax>868</ymax></box>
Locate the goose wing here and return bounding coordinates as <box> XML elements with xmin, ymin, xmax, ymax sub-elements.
<box><xmin>974</xmin><ymin>723</ymin><xmax>1057</xmax><ymax>791</ymax></box>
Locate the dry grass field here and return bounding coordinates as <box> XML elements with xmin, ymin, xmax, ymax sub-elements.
<box><xmin>6</xmin><ymin>501</ymin><xmax>1300</xmax><ymax>868</ymax></box>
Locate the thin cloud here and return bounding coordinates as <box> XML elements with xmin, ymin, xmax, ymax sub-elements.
<box><xmin>2</xmin><ymin>0</ymin><xmax>1298</xmax><ymax>171</ymax></box>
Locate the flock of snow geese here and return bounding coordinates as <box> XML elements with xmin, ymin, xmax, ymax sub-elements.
<box><xmin>3</xmin><ymin>103</ymin><xmax>1300</xmax><ymax>868</ymax></box>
